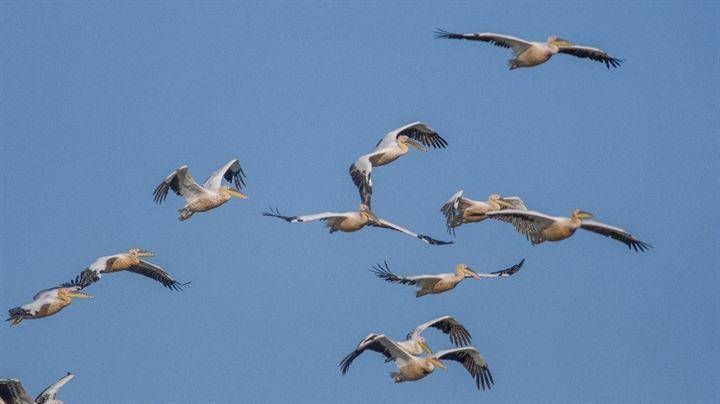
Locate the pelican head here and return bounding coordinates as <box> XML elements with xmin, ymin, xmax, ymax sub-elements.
<box><xmin>426</xmin><ymin>356</ymin><xmax>447</xmax><ymax>370</ymax></box>
<box><xmin>222</xmin><ymin>185</ymin><xmax>249</xmax><ymax>199</ymax></box>
<box><xmin>416</xmin><ymin>336</ymin><xmax>432</xmax><ymax>354</ymax></box>
<box><xmin>548</xmin><ymin>36</ymin><xmax>573</xmax><ymax>47</ymax></box>
<box><xmin>398</xmin><ymin>135</ymin><xmax>427</xmax><ymax>152</ymax></box>
<box><xmin>456</xmin><ymin>264</ymin><xmax>481</xmax><ymax>279</ymax></box>
<box><xmin>359</xmin><ymin>204</ymin><xmax>380</xmax><ymax>223</ymax></box>
<box><xmin>128</xmin><ymin>248</ymin><xmax>156</xmax><ymax>257</ymax></box>
<box><xmin>488</xmin><ymin>194</ymin><xmax>514</xmax><ymax>209</ymax></box>
<box><xmin>58</xmin><ymin>287</ymin><xmax>94</xmax><ymax>300</ymax></box>
<box><xmin>572</xmin><ymin>209</ymin><xmax>594</xmax><ymax>220</ymax></box>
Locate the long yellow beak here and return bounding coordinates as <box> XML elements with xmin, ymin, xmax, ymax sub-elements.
<box><xmin>418</xmin><ymin>340</ymin><xmax>432</xmax><ymax>354</ymax></box>
<box><xmin>429</xmin><ymin>357</ymin><xmax>446</xmax><ymax>369</ymax></box>
<box><xmin>70</xmin><ymin>291</ymin><xmax>93</xmax><ymax>299</ymax></box>
<box><xmin>498</xmin><ymin>199</ymin><xmax>515</xmax><ymax>208</ymax></box>
<box><xmin>464</xmin><ymin>267</ymin><xmax>482</xmax><ymax>280</ymax></box>
<box><xmin>406</xmin><ymin>139</ymin><xmax>427</xmax><ymax>152</ymax></box>
<box><xmin>228</xmin><ymin>189</ymin><xmax>249</xmax><ymax>199</ymax></box>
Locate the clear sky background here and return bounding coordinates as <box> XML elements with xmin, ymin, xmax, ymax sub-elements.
<box><xmin>1</xmin><ymin>2</ymin><xmax>718</xmax><ymax>403</ymax></box>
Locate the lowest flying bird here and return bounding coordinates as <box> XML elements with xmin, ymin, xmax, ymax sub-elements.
<box><xmin>349</xmin><ymin>122</ymin><xmax>447</xmax><ymax>207</ymax></box>
<box><xmin>153</xmin><ymin>159</ymin><xmax>248</xmax><ymax>221</ymax></box>
<box><xmin>371</xmin><ymin>259</ymin><xmax>525</xmax><ymax>297</ymax></box>
<box><xmin>7</xmin><ymin>286</ymin><xmax>92</xmax><ymax>326</ymax></box>
<box><xmin>340</xmin><ymin>315</ymin><xmax>473</xmax><ymax>374</ymax></box>
<box><xmin>435</xmin><ymin>29</ymin><xmax>622</xmax><ymax>70</ymax></box>
<box><xmin>65</xmin><ymin>248</ymin><xmax>189</xmax><ymax>291</ymax></box>
<box><xmin>340</xmin><ymin>334</ymin><xmax>493</xmax><ymax>390</ymax></box>
<box><xmin>441</xmin><ymin>191</ymin><xmax>527</xmax><ymax>234</ymax></box>
<box><xmin>35</xmin><ymin>372</ymin><xmax>75</xmax><ymax>404</ymax></box>
<box><xmin>487</xmin><ymin>208</ymin><xmax>651</xmax><ymax>252</ymax></box>
<box><xmin>263</xmin><ymin>204</ymin><xmax>452</xmax><ymax>245</ymax></box>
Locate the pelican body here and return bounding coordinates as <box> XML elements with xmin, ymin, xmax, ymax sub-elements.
<box><xmin>263</xmin><ymin>204</ymin><xmax>452</xmax><ymax>245</ymax></box>
<box><xmin>372</xmin><ymin>259</ymin><xmax>524</xmax><ymax>297</ymax></box>
<box><xmin>441</xmin><ymin>191</ymin><xmax>526</xmax><ymax>234</ymax></box>
<box><xmin>7</xmin><ymin>286</ymin><xmax>92</xmax><ymax>325</ymax></box>
<box><xmin>153</xmin><ymin>159</ymin><xmax>247</xmax><ymax>221</ymax></box>
<box><xmin>435</xmin><ymin>30</ymin><xmax>622</xmax><ymax>70</ymax></box>
<box><xmin>66</xmin><ymin>248</ymin><xmax>188</xmax><ymax>291</ymax></box>
<box><xmin>340</xmin><ymin>333</ymin><xmax>493</xmax><ymax>390</ymax></box>
<box><xmin>350</xmin><ymin>122</ymin><xmax>448</xmax><ymax>206</ymax></box>
<box><xmin>488</xmin><ymin>208</ymin><xmax>651</xmax><ymax>252</ymax></box>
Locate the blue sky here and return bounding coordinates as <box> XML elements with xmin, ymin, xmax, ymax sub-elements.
<box><xmin>1</xmin><ymin>2</ymin><xmax>718</xmax><ymax>403</ymax></box>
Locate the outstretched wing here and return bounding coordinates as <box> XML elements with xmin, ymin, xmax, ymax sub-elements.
<box><xmin>409</xmin><ymin>315</ymin><xmax>472</xmax><ymax>347</ymax></box>
<box><xmin>557</xmin><ymin>44</ymin><xmax>622</xmax><ymax>68</ymax></box>
<box><xmin>126</xmin><ymin>259</ymin><xmax>190</xmax><ymax>291</ymax></box>
<box><xmin>153</xmin><ymin>165</ymin><xmax>206</xmax><ymax>203</ymax></box>
<box><xmin>435</xmin><ymin>347</ymin><xmax>494</xmax><ymax>390</ymax></box>
<box><xmin>349</xmin><ymin>155</ymin><xmax>373</xmax><ymax>207</ymax></box>
<box><xmin>203</xmin><ymin>159</ymin><xmax>246</xmax><ymax>192</ymax></box>
<box><xmin>486</xmin><ymin>209</ymin><xmax>557</xmax><ymax>244</ymax></box>
<box><xmin>369</xmin><ymin>262</ymin><xmax>443</xmax><ymax>289</ymax></box>
<box><xmin>440</xmin><ymin>190</ymin><xmax>470</xmax><ymax>234</ymax></box>
<box><xmin>580</xmin><ymin>220</ymin><xmax>651</xmax><ymax>252</ymax></box>
<box><xmin>262</xmin><ymin>208</ymin><xmax>351</xmax><ymax>223</ymax></box>
<box><xmin>369</xmin><ymin>218</ymin><xmax>453</xmax><ymax>246</ymax></box>
<box><xmin>475</xmin><ymin>258</ymin><xmax>525</xmax><ymax>279</ymax></box>
<box><xmin>375</xmin><ymin>122</ymin><xmax>448</xmax><ymax>150</ymax></box>
<box><xmin>339</xmin><ymin>333</ymin><xmax>412</xmax><ymax>375</ymax></box>
<box><xmin>435</xmin><ymin>29</ymin><xmax>533</xmax><ymax>56</ymax></box>
<box><xmin>35</xmin><ymin>372</ymin><xmax>75</xmax><ymax>403</ymax></box>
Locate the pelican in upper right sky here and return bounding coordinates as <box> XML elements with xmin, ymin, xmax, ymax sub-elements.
<box><xmin>434</xmin><ymin>29</ymin><xmax>622</xmax><ymax>70</ymax></box>
<box><xmin>441</xmin><ymin>191</ymin><xmax>526</xmax><ymax>234</ymax></box>
<box><xmin>263</xmin><ymin>204</ymin><xmax>452</xmax><ymax>245</ymax></box>
<box><xmin>350</xmin><ymin>122</ymin><xmax>448</xmax><ymax>207</ymax></box>
<box><xmin>487</xmin><ymin>208</ymin><xmax>651</xmax><ymax>252</ymax></box>
<box><xmin>7</xmin><ymin>286</ymin><xmax>92</xmax><ymax>325</ymax></box>
<box><xmin>35</xmin><ymin>372</ymin><xmax>75</xmax><ymax>404</ymax></box>
<box><xmin>153</xmin><ymin>159</ymin><xmax>248</xmax><ymax>221</ymax></box>
<box><xmin>371</xmin><ymin>259</ymin><xmax>525</xmax><ymax>297</ymax></box>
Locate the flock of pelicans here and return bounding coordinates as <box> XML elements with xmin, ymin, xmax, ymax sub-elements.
<box><xmin>8</xmin><ymin>29</ymin><xmax>647</xmax><ymax>401</ymax></box>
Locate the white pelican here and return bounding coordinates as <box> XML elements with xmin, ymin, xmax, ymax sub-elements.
<box><xmin>434</xmin><ymin>29</ymin><xmax>622</xmax><ymax>70</ymax></box>
<box><xmin>263</xmin><ymin>204</ymin><xmax>452</xmax><ymax>245</ymax></box>
<box><xmin>441</xmin><ymin>191</ymin><xmax>526</xmax><ymax>234</ymax></box>
<box><xmin>487</xmin><ymin>208</ymin><xmax>651</xmax><ymax>252</ymax></box>
<box><xmin>35</xmin><ymin>372</ymin><xmax>74</xmax><ymax>404</ymax></box>
<box><xmin>65</xmin><ymin>249</ymin><xmax>189</xmax><ymax>291</ymax></box>
<box><xmin>341</xmin><ymin>316</ymin><xmax>472</xmax><ymax>374</ymax></box>
<box><xmin>153</xmin><ymin>159</ymin><xmax>247</xmax><ymax>221</ymax></box>
<box><xmin>340</xmin><ymin>335</ymin><xmax>493</xmax><ymax>390</ymax></box>
<box><xmin>7</xmin><ymin>286</ymin><xmax>92</xmax><ymax>325</ymax></box>
<box><xmin>371</xmin><ymin>259</ymin><xmax>525</xmax><ymax>297</ymax></box>
<box><xmin>349</xmin><ymin>122</ymin><xmax>447</xmax><ymax>206</ymax></box>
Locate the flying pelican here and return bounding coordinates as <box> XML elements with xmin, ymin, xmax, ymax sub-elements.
<box><xmin>65</xmin><ymin>249</ymin><xmax>189</xmax><ymax>291</ymax></box>
<box><xmin>263</xmin><ymin>204</ymin><xmax>452</xmax><ymax>245</ymax></box>
<box><xmin>340</xmin><ymin>316</ymin><xmax>472</xmax><ymax>373</ymax></box>
<box><xmin>349</xmin><ymin>122</ymin><xmax>448</xmax><ymax>207</ymax></box>
<box><xmin>153</xmin><ymin>159</ymin><xmax>247</xmax><ymax>221</ymax></box>
<box><xmin>340</xmin><ymin>335</ymin><xmax>493</xmax><ymax>390</ymax></box>
<box><xmin>441</xmin><ymin>191</ymin><xmax>526</xmax><ymax>234</ymax></box>
<box><xmin>35</xmin><ymin>372</ymin><xmax>74</xmax><ymax>404</ymax></box>
<box><xmin>7</xmin><ymin>286</ymin><xmax>92</xmax><ymax>325</ymax></box>
<box><xmin>434</xmin><ymin>29</ymin><xmax>622</xmax><ymax>70</ymax></box>
<box><xmin>370</xmin><ymin>259</ymin><xmax>525</xmax><ymax>297</ymax></box>
<box><xmin>487</xmin><ymin>208</ymin><xmax>651</xmax><ymax>251</ymax></box>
